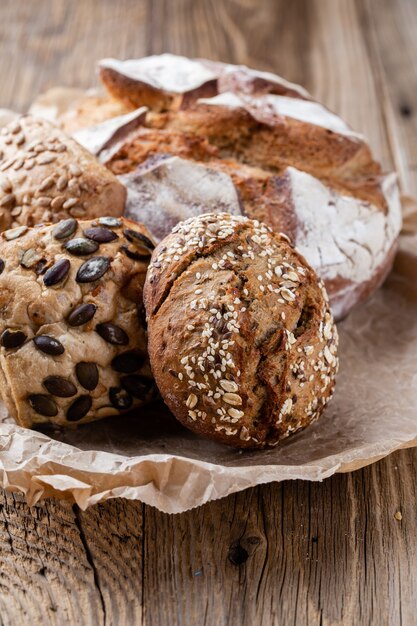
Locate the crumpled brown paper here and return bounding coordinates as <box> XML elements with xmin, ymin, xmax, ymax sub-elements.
<box><xmin>0</xmin><ymin>98</ymin><xmax>416</xmax><ymax>514</ymax></box>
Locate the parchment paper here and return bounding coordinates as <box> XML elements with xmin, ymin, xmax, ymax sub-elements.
<box><xmin>0</xmin><ymin>101</ymin><xmax>416</xmax><ymax>514</ymax></box>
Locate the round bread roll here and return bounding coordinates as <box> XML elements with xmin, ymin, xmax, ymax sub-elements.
<box><xmin>144</xmin><ymin>213</ymin><xmax>339</xmax><ymax>449</ymax></box>
<box><xmin>0</xmin><ymin>115</ymin><xmax>126</xmax><ymax>232</ymax></box>
<box><xmin>0</xmin><ymin>216</ymin><xmax>155</xmax><ymax>428</ymax></box>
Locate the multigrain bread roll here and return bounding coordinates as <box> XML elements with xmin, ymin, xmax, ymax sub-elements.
<box><xmin>0</xmin><ymin>216</ymin><xmax>155</xmax><ymax>427</ymax></box>
<box><xmin>0</xmin><ymin>116</ymin><xmax>126</xmax><ymax>232</ymax></box>
<box><xmin>144</xmin><ymin>213</ymin><xmax>339</xmax><ymax>449</ymax></box>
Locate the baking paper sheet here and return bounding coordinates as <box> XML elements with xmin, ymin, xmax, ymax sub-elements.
<box><xmin>0</xmin><ymin>98</ymin><xmax>416</xmax><ymax>514</ymax></box>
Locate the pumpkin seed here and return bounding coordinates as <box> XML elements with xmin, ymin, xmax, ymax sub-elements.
<box><xmin>96</xmin><ymin>322</ymin><xmax>128</xmax><ymax>345</ymax></box>
<box><xmin>111</xmin><ymin>350</ymin><xmax>145</xmax><ymax>373</ymax></box>
<box><xmin>76</xmin><ymin>256</ymin><xmax>110</xmax><ymax>283</ymax></box>
<box><xmin>64</xmin><ymin>237</ymin><xmax>99</xmax><ymax>256</ymax></box>
<box><xmin>121</xmin><ymin>374</ymin><xmax>153</xmax><ymax>399</ymax></box>
<box><xmin>75</xmin><ymin>362</ymin><xmax>99</xmax><ymax>391</ymax></box>
<box><xmin>0</xmin><ymin>329</ymin><xmax>26</xmax><ymax>349</ymax></box>
<box><xmin>43</xmin><ymin>258</ymin><xmax>70</xmax><ymax>287</ymax></box>
<box><xmin>33</xmin><ymin>335</ymin><xmax>65</xmax><ymax>356</ymax></box>
<box><xmin>53</xmin><ymin>218</ymin><xmax>77</xmax><ymax>240</ymax></box>
<box><xmin>28</xmin><ymin>394</ymin><xmax>58</xmax><ymax>417</ymax></box>
<box><xmin>66</xmin><ymin>395</ymin><xmax>92</xmax><ymax>422</ymax></box>
<box><xmin>84</xmin><ymin>227</ymin><xmax>118</xmax><ymax>243</ymax></box>
<box><xmin>67</xmin><ymin>303</ymin><xmax>97</xmax><ymax>326</ymax></box>
<box><xmin>43</xmin><ymin>376</ymin><xmax>77</xmax><ymax>397</ymax></box>
<box><xmin>109</xmin><ymin>387</ymin><xmax>133</xmax><ymax>410</ymax></box>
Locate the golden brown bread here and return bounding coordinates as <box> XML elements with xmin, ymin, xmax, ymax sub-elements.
<box><xmin>0</xmin><ymin>216</ymin><xmax>155</xmax><ymax>428</ymax></box>
<box><xmin>0</xmin><ymin>116</ymin><xmax>126</xmax><ymax>232</ymax></box>
<box><xmin>144</xmin><ymin>213</ymin><xmax>338</xmax><ymax>449</ymax></box>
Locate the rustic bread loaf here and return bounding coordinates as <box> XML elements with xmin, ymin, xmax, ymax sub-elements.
<box><xmin>0</xmin><ymin>216</ymin><xmax>155</xmax><ymax>428</ymax></box>
<box><xmin>0</xmin><ymin>116</ymin><xmax>126</xmax><ymax>232</ymax></box>
<box><xmin>33</xmin><ymin>54</ymin><xmax>402</xmax><ymax>320</ymax></box>
<box><xmin>144</xmin><ymin>213</ymin><xmax>338</xmax><ymax>449</ymax></box>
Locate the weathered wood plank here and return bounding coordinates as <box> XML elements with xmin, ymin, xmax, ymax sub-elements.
<box><xmin>0</xmin><ymin>0</ymin><xmax>416</xmax><ymax>625</ymax></box>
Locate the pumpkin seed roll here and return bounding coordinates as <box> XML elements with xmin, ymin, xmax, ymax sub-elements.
<box><xmin>0</xmin><ymin>216</ymin><xmax>156</xmax><ymax>427</ymax></box>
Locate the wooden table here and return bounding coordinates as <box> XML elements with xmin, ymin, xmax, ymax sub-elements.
<box><xmin>1</xmin><ymin>1</ymin><xmax>416</xmax><ymax>624</ymax></box>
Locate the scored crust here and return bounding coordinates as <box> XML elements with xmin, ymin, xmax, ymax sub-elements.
<box><xmin>144</xmin><ymin>213</ymin><xmax>338</xmax><ymax>449</ymax></box>
<box><xmin>0</xmin><ymin>216</ymin><xmax>155</xmax><ymax>428</ymax></box>
<box><xmin>0</xmin><ymin>116</ymin><xmax>126</xmax><ymax>232</ymax></box>
<box><xmin>33</xmin><ymin>54</ymin><xmax>402</xmax><ymax>320</ymax></box>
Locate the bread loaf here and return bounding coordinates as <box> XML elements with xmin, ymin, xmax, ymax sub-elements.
<box><xmin>32</xmin><ymin>54</ymin><xmax>402</xmax><ymax>320</ymax></box>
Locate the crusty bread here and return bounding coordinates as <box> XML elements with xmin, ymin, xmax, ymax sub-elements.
<box><xmin>0</xmin><ymin>216</ymin><xmax>155</xmax><ymax>427</ymax></box>
<box><xmin>144</xmin><ymin>213</ymin><xmax>338</xmax><ymax>449</ymax></box>
<box><xmin>0</xmin><ymin>116</ymin><xmax>126</xmax><ymax>232</ymax></box>
<box><xmin>33</xmin><ymin>54</ymin><xmax>402</xmax><ymax>320</ymax></box>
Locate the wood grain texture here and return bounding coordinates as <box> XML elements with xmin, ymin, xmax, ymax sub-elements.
<box><xmin>0</xmin><ymin>0</ymin><xmax>416</xmax><ymax>624</ymax></box>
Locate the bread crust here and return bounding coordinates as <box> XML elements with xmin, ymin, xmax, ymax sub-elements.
<box><xmin>0</xmin><ymin>116</ymin><xmax>126</xmax><ymax>232</ymax></box>
<box><xmin>144</xmin><ymin>213</ymin><xmax>338</xmax><ymax>449</ymax></box>
<box><xmin>0</xmin><ymin>216</ymin><xmax>155</xmax><ymax>427</ymax></box>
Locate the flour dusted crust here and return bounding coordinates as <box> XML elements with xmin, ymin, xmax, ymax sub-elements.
<box><xmin>41</xmin><ymin>53</ymin><xmax>402</xmax><ymax>320</ymax></box>
<box><xmin>121</xmin><ymin>155</ymin><xmax>243</xmax><ymax>241</ymax></box>
<box><xmin>0</xmin><ymin>116</ymin><xmax>126</xmax><ymax>232</ymax></box>
<box><xmin>0</xmin><ymin>216</ymin><xmax>155</xmax><ymax>428</ymax></box>
<box><xmin>144</xmin><ymin>213</ymin><xmax>338</xmax><ymax>449</ymax></box>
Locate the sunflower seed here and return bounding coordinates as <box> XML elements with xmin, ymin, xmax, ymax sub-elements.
<box><xmin>84</xmin><ymin>227</ymin><xmax>118</xmax><ymax>243</ymax></box>
<box><xmin>96</xmin><ymin>322</ymin><xmax>128</xmax><ymax>345</ymax></box>
<box><xmin>67</xmin><ymin>303</ymin><xmax>97</xmax><ymax>326</ymax></box>
<box><xmin>120</xmin><ymin>374</ymin><xmax>153</xmax><ymax>399</ymax></box>
<box><xmin>76</xmin><ymin>256</ymin><xmax>110</xmax><ymax>283</ymax></box>
<box><xmin>0</xmin><ymin>178</ymin><xmax>12</xmax><ymax>193</ymax></box>
<box><xmin>3</xmin><ymin>225</ymin><xmax>28</xmax><ymax>241</ymax></box>
<box><xmin>109</xmin><ymin>387</ymin><xmax>133</xmax><ymax>410</ymax></box>
<box><xmin>0</xmin><ymin>329</ymin><xmax>27</xmax><ymax>349</ymax></box>
<box><xmin>37</xmin><ymin>153</ymin><xmax>56</xmax><ymax>165</ymax></box>
<box><xmin>223</xmin><ymin>393</ymin><xmax>242</xmax><ymax>406</ymax></box>
<box><xmin>62</xmin><ymin>197</ymin><xmax>78</xmax><ymax>210</ymax></box>
<box><xmin>37</xmin><ymin>196</ymin><xmax>52</xmax><ymax>207</ymax></box>
<box><xmin>43</xmin><ymin>258</ymin><xmax>70</xmax><ymax>287</ymax></box>
<box><xmin>66</xmin><ymin>395</ymin><xmax>92</xmax><ymax>422</ymax></box>
<box><xmin>56</xmin><ymin>175</ymin><xmax>68</xmax><ymax>191</ymax></box>
<box><xmin>28</xmin><ymin>394</ymin><xmax>58</xmax><ymax>417</ymax></box>
<box><xmin>228</xmin><ymin>408</ymin><xmax>244</xmax><ymax>419</ymax></box>
<box><xmin>98</xmin><ymin>217</ymin><xmax>122</xmax><ymax>228</ymax></box>
<box><xmin>0</xmin><ymin>193</ymin><xmax>15</xmax><ymax>208</ymax></box>
<box><xmin>38</xmin><ymin>176</ymin><xmax>55</xmax><ymax>192</ymax></box>
<box><xmin>20</xmin><ymin>248</ymin><xmax>42</xmax><ymax>269</ymax></box>
<box><xmin>53</xmin><ymin>218</ymin><xmax>78</xmax><ymax>240</ymax></box>
<box><xmin>111</xmin><ymin>350</ymin><xmax>145</xmax><ymax>373</ymax></box>
<box><xmin>43</xmin><ymin>376</ymin><xmax>77</xmax><ymax>397</ymax></box>
<box><xmin>69</xmin><ymin>206</ymin><xmax>86</xmax><ymax>218</ymax></box>
<box><xmin>51</xmin><ymin>195</ymin><xmax>65</xmax><ymax>210</ymax></box>
<box><xmin>64</xmin><ymin>237</ymin><xmax>99</xmax><ymax>256</ymax></box>
<box><xmin>75</xmin><ymin>362</ymin><xmax>99</xmax><ymax>390</ymax></box>
<box><xmin>68</xmin><ymin>163</ymin><xmax>82</xmax><ymax>177</ymax></box>
<box><xmin>33</xmin><ymin>335</ymin><xmax>65</xmax><ymax>356</ymax></box>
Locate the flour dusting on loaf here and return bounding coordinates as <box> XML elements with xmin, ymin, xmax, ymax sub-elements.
<box><xmin>37</xmin><ymin>53</ymin><xmax>402</xmax><ymax>320</ymax></box>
